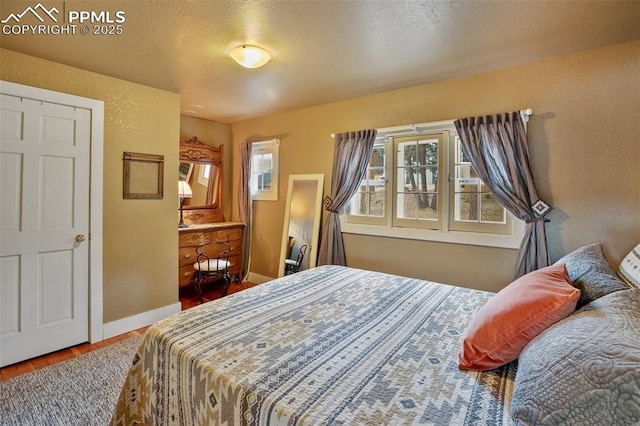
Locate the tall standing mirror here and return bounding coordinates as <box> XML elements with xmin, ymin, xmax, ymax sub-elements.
<box><xmin>278</xmin><ymin>174</ymin><xmax>324</xmax><ymax>277</ymax></box>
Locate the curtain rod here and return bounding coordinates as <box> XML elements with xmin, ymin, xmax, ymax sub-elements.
<box><xmin>330</xmin><ymin>108</ymin><xmax>533</xmax><ymax>138</ymax></box>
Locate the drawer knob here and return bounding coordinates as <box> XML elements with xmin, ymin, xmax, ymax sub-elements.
<box><xmin>184</xmin><ymin>253</ymin><xmax>192</xmax><ymax>259</ymax></box>
<box><xmin>184</xmin><ymin>272</ymin><xmax>191</xmax><ymax>277</ymax></box>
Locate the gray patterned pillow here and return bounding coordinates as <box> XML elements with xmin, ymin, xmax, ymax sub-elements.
<box><xmin>510</xmin><ymin>288</ymin><xmax>639</xmax><ymax>425</ymax></box>
<box><xmin>554</xmin><ymin>243</ymin><xmax>628</xmax><ymax>307</ymax></box>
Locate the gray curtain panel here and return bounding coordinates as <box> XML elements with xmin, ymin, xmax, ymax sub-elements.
<box><xmin>238</xmin><ymin>142</ymin><xmax>252</xmax><ymax>281</ymax></box>
<box><xmin>318</xmin><ymin>129</ymin><xmax>377</xmax><ymax>266</ymax></box>
<box><xmin>454</xmin><ymin>112</ymin><xmax>551</xmax><ymax>278</ymax></box>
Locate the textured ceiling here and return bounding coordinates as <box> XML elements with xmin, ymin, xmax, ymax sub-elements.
<box><xmin>1</xmin><ymin>1</ymin><xmax>639</xmax><ymax>123</ymax></box>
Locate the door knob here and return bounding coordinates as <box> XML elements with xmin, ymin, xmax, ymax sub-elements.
<box><xmin>75</xmin><ymin>234</ymin><xmax>86</xmax><ymax>243</ymax></box>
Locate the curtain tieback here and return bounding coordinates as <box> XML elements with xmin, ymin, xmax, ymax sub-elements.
<box><xmin>323</xmin><ymin>195</ymin><xmax>339</xmax><ymax>213</ymax></box>
<box><xmin>531</xmin><ymin>199</ymin><xmax>552</xmax><ymax>216</ymax></box>
<box><xmin>526</xmin><ymin>200</ymin><xmax>552</xmax><ymax>223</ymax></box>
<box><xmin>525</xmin><ymin>217</ymin><xmax>550</xmax><ymax>223</ymax></box>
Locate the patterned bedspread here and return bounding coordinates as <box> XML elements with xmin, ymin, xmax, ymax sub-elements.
<box><xmin>111</xmin><ymin>265</ymin><xmax>516</xmax><ymax>425</ymax></box>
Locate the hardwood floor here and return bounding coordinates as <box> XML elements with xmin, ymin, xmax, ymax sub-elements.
<box><xmin>179</xmin><ymin>279</ymin><xmax>258</xmax><ymax>310</ymax></box>
<box><xmin>0</xmin><ymin>280</ymin><xmax>258</xmax><ymax>382</ymax></box>
<box><xmin>0</xmin><ymin>326</ymin><xmax>149</xmax><ymax>382</ymax></box>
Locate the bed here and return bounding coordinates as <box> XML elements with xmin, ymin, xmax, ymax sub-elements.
<box><xmin>111</xmin><ymin>244</ymin><xmax>640</xmax><ymax>425</ymax></box>
<box><xmin>111</xmin><ymin>265</ymin><xmax>516</xmax><ymax>425</ymax></box>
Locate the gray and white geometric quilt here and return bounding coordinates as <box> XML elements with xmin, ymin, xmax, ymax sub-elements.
<box><xmin>111</xmin><ymin>265</ymin><xmax>515</xmax><ymax>425</ymax></box>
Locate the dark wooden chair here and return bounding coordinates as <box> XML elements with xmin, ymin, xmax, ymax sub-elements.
<box><xmin>193</xmin><ymin>241</ymin><xmax>231</xmax><ymax>301</ymax></box>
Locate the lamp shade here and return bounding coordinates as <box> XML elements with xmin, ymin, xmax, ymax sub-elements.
<box><xmin>230</xmin><ymin>45</ymin><xmax>271</xmax><ymax>68</ymax></box>
<box><xmin>178</xmin><ymin>180</ymin><xmax>192</xmax><ymax>198</ymax></box>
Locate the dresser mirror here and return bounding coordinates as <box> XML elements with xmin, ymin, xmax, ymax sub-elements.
<box><xmin>278</xmin><ymin>174</ymin><xmax>324</xmax><ymax>277</ymax></box>
<box><xmin>179</xmin><ymin>136</ymin><xmax>224</xmax><ymax>224</ymax></box>
<box><xmin>179</xmin><ymin>161</ymin><xmax>220</xmax><ymax>208</ymax></box>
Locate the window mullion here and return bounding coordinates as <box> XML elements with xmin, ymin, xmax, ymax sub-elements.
<box><xmin>442</xmin><ymin>131</ymin><xmax>451</xmax><ymax>232</ymax></box>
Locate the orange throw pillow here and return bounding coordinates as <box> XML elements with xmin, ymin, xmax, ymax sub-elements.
<box><xmin>458</xmin><ymin>263</ymin><xmax>580</xmax><ymax>371</ymax></box>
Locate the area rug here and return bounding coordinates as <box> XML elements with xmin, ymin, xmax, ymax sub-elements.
<box><xmin>0</xmin><ymin>335</ymin><xmax>142</xmax><ymax>425</ymax></box>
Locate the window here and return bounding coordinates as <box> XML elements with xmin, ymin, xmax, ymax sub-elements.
<box><xmin>197</xmin><ymin>163</ymin><xmax>211</xmax><ymax>186</ymax></box>
<box><xmin>343</xmin><ymin>121</ymin><xmax>522</xmax><ymax>249</ymax></box>
<box><xmin>347</xmin><ymin>144</ymin><xmax>386</xmax><ymax>225</ymax></box>
<box><xmin>393</xmin><ymin>134</ymin><xmax>444</xmax><ymax>230</ymax></box>
<box><xmin>250</xmin><ymin>139</ymin><xmax>279</xmax><ymax>201</ymax></box>
<box><xmin>450</xmin><ymin>135</ymin><xmax>511</xmax><ymax>234</ymax></box>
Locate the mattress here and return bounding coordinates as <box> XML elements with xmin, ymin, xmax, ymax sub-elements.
<box><xmin>111</xmin><ymin>265</ymin><xmax>516</xmax><ymax>425</ymax></box>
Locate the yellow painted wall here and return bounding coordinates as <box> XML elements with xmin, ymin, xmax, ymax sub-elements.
<box><xmin>3</xmin><ymin>38</ymin><xmax>637</xmax><ymax>319</ymax></box>
<box><xmin>231</xmin><ymin>41</ymin><xmax>640</xmax><ymax>292</ymax></box>
<box><xmin>179</xmin><ymin>116</ymin><xmax>232</xmax><ymax>220</ymax></box>
<box><xmin>1</xmin><ymin>48</ymin><xmax>180</xmax><ymax>323</ymax></box>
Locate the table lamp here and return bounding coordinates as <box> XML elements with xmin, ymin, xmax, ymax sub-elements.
<box><xmin>178</xmin><ymin>180</ymin><xmax>193</xmax><ymax>228</ymax></box>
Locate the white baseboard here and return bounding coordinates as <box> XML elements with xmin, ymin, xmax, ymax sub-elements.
<box><xmin>101</xmin><ymin>302</ymin><xmax>182</xmax><ymax>340</ymax></box>
<box><xmin>247</xmin><ymin>272</ymin><xmax>273</xmax><ymax>284</ymax></box>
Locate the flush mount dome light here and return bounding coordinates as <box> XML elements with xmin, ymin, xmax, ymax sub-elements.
<box><xmin>230</xmin><ymin>45</ymin><xmax>271</xmax><ymax>68</ymax></box>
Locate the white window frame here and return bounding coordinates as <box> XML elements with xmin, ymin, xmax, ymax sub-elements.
<box><xmin>341</xmin><ymin>121</ymin><xmax>524</xmax><ymax>249</ymax></box>
<box><xmin>449</xmin><ymin>134</ymin><xmax>512</xmax><ymax>234</ymax></box>
<box><xmin>392</xmin><ymin>133</ymin><xmax>445</xmax><ymax>230</ymax></box>
<box><xmin>250</xmin><ymin>139</ymin><xmax>280</xmax><ymax>201</ymax></box>
<box><xmin>346</xmin><ymin>142</ymin><xmax>388</xmax><ymax>226</ymax></box>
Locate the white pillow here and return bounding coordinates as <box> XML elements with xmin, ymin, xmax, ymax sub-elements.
<box><xmin>618</xmin><ymin>243</ymin><xmax>640</xmax><ymax>287</ymax></box>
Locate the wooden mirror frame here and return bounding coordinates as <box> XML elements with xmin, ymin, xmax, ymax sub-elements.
<box><xmin>278</xmin><ymin>174</ymin><xmax>325</xmax><ymax>277</ymax></box>
<box><xmin>179</xmin><ymin>136</ymin><xmax>224</xmax><ymax>223</ymax></box>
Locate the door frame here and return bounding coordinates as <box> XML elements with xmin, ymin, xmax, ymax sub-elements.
<box><xmin>1</xmin><ymin>80</ymin><xmax>104</xmax><ymax>343</ymax></box>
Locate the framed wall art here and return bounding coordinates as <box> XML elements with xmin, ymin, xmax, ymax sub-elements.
<box><xmin>123</xmin><ymin>151</ymin><xmax>164</xmax><ymax>199</ymax></box>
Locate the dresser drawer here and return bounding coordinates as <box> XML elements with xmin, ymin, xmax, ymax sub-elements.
<box><xmin>179</xmin><ymin>265</ymin><xmax>195</xmax><ymax>287</ymax></box>
<box><xmin>207</xmin><ymin>228</ymin><xmax>242</xmax><ymax>243</ymax></box>
<box><xmin>226</xmin><ymin>254</ymin><xmax>241</xmax><ymax>276</ymax></box>
<box><xmin>228</xmin><ymin>239</ymin><xmax>241</xmax><ymax>254</ymax></box>
<box><xmin>179</xmin><ymin>232</ymin><xmax>211</xmax><ymax>247</ymax></box>
<box><xmin>179</xmin><ymin>244</ymin><xmax>236</xmax><ymax>268</ymax></box>
<box><xmin>179</xmin><ymin>228</ymin><xmax>242</xmax><ymax>246</ymax></box>
<box><xmin>178</xmin><ymin>247</ymin><xmax>197</xmax><ymax>267</ymax></box>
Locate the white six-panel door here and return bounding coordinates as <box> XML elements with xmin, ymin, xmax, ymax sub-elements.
<box><xmin>0</xmin><ymin>93</ymin><xmax>91</xmax><ymax>367</ymax></box>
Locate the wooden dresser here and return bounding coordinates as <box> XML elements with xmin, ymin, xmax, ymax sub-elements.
<box><xmin>178</xmin><ymin>222</ymin><xmax>245</xmax><ymax>287</ymax></box>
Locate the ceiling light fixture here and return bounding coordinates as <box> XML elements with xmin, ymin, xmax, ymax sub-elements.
<box><xmin>230</xmin><ymin>45</ymin><xmax>271</xmax><ymax>68</ymax></box>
